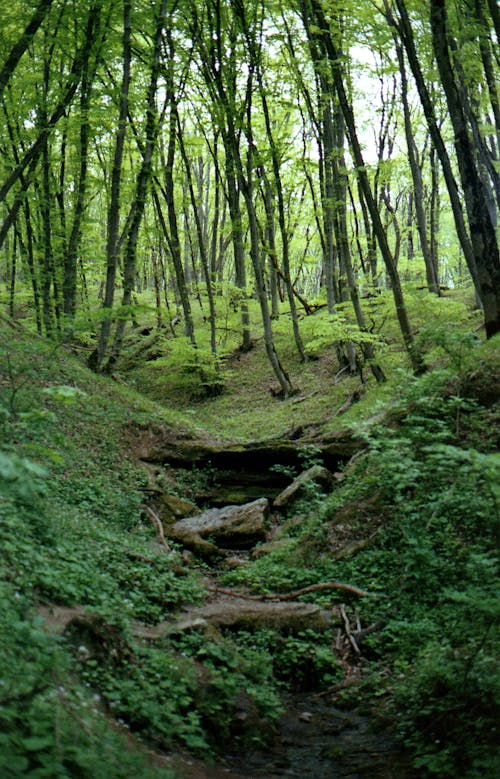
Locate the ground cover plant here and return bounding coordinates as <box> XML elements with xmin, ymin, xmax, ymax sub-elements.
<box><xmin>1</xmin><ymin>1</ymin><xmax>499</xmax><ymax>774</ymax></box>
<box><xmin>0</xmin><ymin>317</ymin><xmax>498</xmax><ymax>778</ymax></box>
<box><xmin>222</xmin><ymin>332</ymin><xmax>500</xmax><ymax>778</ymax></box>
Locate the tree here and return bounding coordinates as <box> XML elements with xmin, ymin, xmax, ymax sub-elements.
<box><xmin>299</xmin><ymin>0</ymin><xmax>422</xmax><ymax>373</ymax></box>
<box><xmin>430</xmin><ymin>0</ymin><xmax>500</xmax><ymax>337</ymax></box>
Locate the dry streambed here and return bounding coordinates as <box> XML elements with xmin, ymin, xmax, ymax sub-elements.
<box><xmin>39</xmin><ymin>426</ymin><xmax>414</xmax><ymax>777</ymax></box>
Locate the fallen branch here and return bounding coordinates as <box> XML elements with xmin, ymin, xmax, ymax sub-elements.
<box><xmin>291</xmin><ymin>390</ymin><xmax>319</xmax><ymax>405</ymax></box>
<box><xmin>332</xmin><ymin>387</ymin><xmax>364</xmax><ymax>418</ymax></box>
<box><xmin>340</xmin><ymin>604</ymin><xmax>361</xmax><ymax>655</ymax></box>
<box><xmin>207</xmin><ymin>580</ymin><xmax>371</xmax><ymax>602</ymax></box>
<box><xmin>207</xmin><ymin>586</ymin><xmax>262</xmax><ymax>602</ymax></box>
<box><xmin>141</xmin><ymin>505</ymin><xmax>171</xmax><ymax>553</ymax></box>
<box><xmin>270</xmin><ymin>582</ymin><xmax>371</xmax><ymax>600</ymax></box>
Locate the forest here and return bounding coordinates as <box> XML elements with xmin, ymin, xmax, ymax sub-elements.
<box><xmin>0</xmin><ymin>0</ymin><xmax>499</xmax><ymax>777</ymax></box>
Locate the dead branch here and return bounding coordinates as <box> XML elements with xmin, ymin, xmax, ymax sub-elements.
<box><xmin>206</xmin><ymin>586</ymin><xmax>262</xmax><ymax>601</ymax></box>
<box><xmin>340</xmin><ymin>604</ymin><xmax>361</xmax><ymax>655</ymax></box>
<box><xmin>291</xmin><ymin>390</ymin><xmax>320</xmax><ymax>405</ymax></box>
<box><xmin>332</xmin><ymin>387</ymin><xmax>364</xmax><ymax>418</ymax></box>
<box><xmin>207</xmin><ymin>580</ymin><xmax>371</xmax><ymax>602</ymax></box>
<box><xmin>271</xmin><ymin>582</ymin><xmax>371</xmax><ymax>600</ymax></box>
<box><xmin>141</xmin><ymin>505</ymin><xmax>171</xmax><ymax>553</ymax></box>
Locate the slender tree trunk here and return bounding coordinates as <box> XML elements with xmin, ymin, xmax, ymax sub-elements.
<box><xmin>255</xmin><ymin>60</ymin><xmax>307</xmax><ymax>360</ymax></box>
<box><xmin>430</xmin><ymin>0</ymin><xmax>500</xmax><ymax>336</ymax></box>
<box><xmin>107</xmin><ymin>0</ymin><xmax>168</xmax><ymax>368</ymax></box>
<box><xmin>240</xmin><ymin>145</ymin><xmax>293</xmax><ymax>398</ymax></box>
<box><xmin>262</xmin><ymin>176</ymin><xmax>280</xmax><ymax>319</ymax></box>
<box><xmin>176</xmin><ymin>112</ymin><xmax>218</xmax><ymax>357</ymax></box>
<box><xmin>64</xmin><ymin>5</ymin><xmax>103</xmax><ymax>324</ymax></box>
<box><xmin>158</xmin><ymin>109</ymin><xmax>196</xmax><ymax>347</ymax></box>
<box><xmin>21</xmin><ymin>201</ymin><xmax>42</xmax><ymax>333</ymax></box>
<box><xmin>429</xmin><ymin>144</ymin><xmax>440</xmax><ymax>284</ymax></box>
<box><xmin>40</xmin><ymin>135</ymin><xmax>54</xmax><ymax>336</ymax></box>
<box><xmin>390</xmin><ymin>0</ymin><xmax>480</xmax><ymax>293</ymax></box>
<box><xmin>396</xmin><ymin>43</ymin><xmax>440</xmax><ymax>294</ymax></box>
<box><xmin>151</xmin><ymin>246</ymin><xmax>163</xmax><ymax>329</ymax></box>
<box><xmin>223</xmin><ymin>135</ymin><xmax>252</xmax><ymax>351</ymax></box>
<box><xmin>94</xmin><ymin>0</ymin><xmax>131</xmax><ymax>370</ymax></box>
<box><xmin>0</xmin><ymin>0</ymin><xmax>54</xmax><ymax>101</ymax></box>
<box><xmin>304</xmin><ymin>0</ymin><xmax>421</xmax><ymax>372</ymax></box>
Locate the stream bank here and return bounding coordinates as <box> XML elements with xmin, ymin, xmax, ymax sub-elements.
<box><xmin>124</xmin><ymin>423</ymin><xmax>416</xmax><ymax>779</ymax></box>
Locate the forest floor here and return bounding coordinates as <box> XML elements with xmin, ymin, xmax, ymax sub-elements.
<box><xmin>1</xmin><ymin>310</ymin><xmax>499</xmax><ymax>778</ymax></box>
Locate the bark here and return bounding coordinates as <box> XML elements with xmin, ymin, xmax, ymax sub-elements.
<box><xmin>157</xmin><ymin>107</ymin><xmax>197</xmax><ymax>346</ymax></box>
<box><xmin>40</xmin><ymin>135</ymin><xmax>55</xmax><ymax>336</ymax></box>
<box><xmin>150</xmin><ymin>247</ymin><xmax>163</xmax><ymax>329</ymax></box>
<box><xmin>176</xmin><ymin>111</ymin><xmax>218</xmax><ymax>357</ymax></box>
<box><xmin>430</xmin><ymin>0</ymin><xmax>500</xmax><ymax>336</ymax></box>
<box><xmin>262</xmin><ymin>176</ymin><xmax>280</xmax><ymax>319</ymax></box>
<box><xmin>0</xmin><ymin>0</ymin><xmax>54</xmax><ymax>101</ymax></box>
<box><xmin>486</xmin><ymin>0</ymin><xmax>500</xmax><ymax>43</ymax></box>
<box><xmin>95</xmin><ymin>0</ymin><xmax>132</xmax><ymax>369</ymax></box>
<box><xmin>396</xmin><ymin>43</ymin><xmax>440</xmax><ymax>294</ymax></box>
<box><xmin>107</xmin><ymin>0</ymin><xmax>168</xmax><ymax>368</ymax></box>
<box><xmin>332</xmin><ymin>114</ymin><xmax>386</xmax><ymax>382</ymax></box>
<box><xmin>390</xmin><ymin>0</ymin><xmax>480</xmax><ymax>292</ymax></box>
<box><xmin>238</xmin><ymin>129</ymin><xmax>293</xmax><ymax>397</ymax></box>
<box><xmin>63</xmin><ymin>5</ymin><xmax>104</xmax><ymax>323</ymax></box>
<box><xmin>429</xmin><ymin>144</ymin><xmax>440</xmax><ymax>283</ymax></box>
<box><xmin>198</xmin><ymin>0</ymin><xmax>252</xmax><ymax>351</ymax></box>
<box><xmin>257</xmin><ymin>74</ymin><xmax>307</xmax><ymax>361</ymax></box>
<box><xmin>303</xmin><ymin>0</ymin><xmax>422</xmax><ymax>372</ymax></box>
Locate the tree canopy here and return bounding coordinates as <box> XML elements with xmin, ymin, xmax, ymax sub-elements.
<box><xmin>1</xmin><ymin>0</ymin><xmax>499</xmax><ymax>384</ymax></box>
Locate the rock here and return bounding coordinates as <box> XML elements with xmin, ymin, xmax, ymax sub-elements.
<box><xmin>155</xmin><ymin>493</ymin><xmax>199</xmax><ymax>523</ymax></box>
<box><xmin>273</xmin><ymin>465</ymin><xmax>334</xmax><ymax>508</ymax></box>
<box><xmin>124</xmin><ymin>421</ymin><xmax>364</xmax><ymax>470</ymax></box>
<box><xmin>167</xmin><ymin>498</ymin><xmax>269</xmax><ymax>554</ymax></box>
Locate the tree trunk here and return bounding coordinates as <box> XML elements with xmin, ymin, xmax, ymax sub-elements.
<box><xmin>390</xmin><ymin>0</ymin><xmax>480</xmax><ymax>293</ymax></box>
<box><xmin>430</xmin><ymin>0</ymin><xmax>500</xmax><ymax>337</ymax></box>
<box><xmin>0</xmin><ymin>0</ymin><xmax>54</xmax><ymax>101</ymax></box>
<box><xmin>176</xmin><ymin>111</ymin><xmax>218</xmax><ymax>357</ymax></box>
<box><xmin>64</xmin><ymin>6</ymin><xmax>103</xmax><ymax>324</ymax></box>
<box><xmin>107</xmin><ymin>0</ymin><xmax>168</xmax><ymax>368</ymax></box>
<box><xmin>304</xmin><ymin>0</ymin><xmax>422</xmax><ymax>373</ymax></box>
<box><xmin>396</xmin><ymin>43</ymin><xmax>440</xmax><ymax>294</ymax></box>
<box><xmin>94</xmin><ymin>0</ymin><xmax>131</xmax><ymax>370</ymax></box>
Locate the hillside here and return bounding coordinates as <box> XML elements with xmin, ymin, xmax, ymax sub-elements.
<box><xmin>1</xmin><ymin>313</ymin><xmax>499</xmax><ymax>778</ymax></box>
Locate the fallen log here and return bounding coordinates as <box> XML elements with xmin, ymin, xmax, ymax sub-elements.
<box><xmin>131</xmin><ymin>598</ymin><xmax>339</xmax><ymax>639</ymax></box>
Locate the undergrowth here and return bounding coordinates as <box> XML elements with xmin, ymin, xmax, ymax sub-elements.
<box><xmin>223</xmin><ymin>334</ymin><xmax>500</xmax><ymax>778</ymax></box>
<box><xmin>0</xmin><ymin>327</ymin><xmax>282</xmax><ymax>774</ymax></box>
<box><xmin>1</xmin><ymin>317</ymin><xmax>498</xmax><ymax>778</ymax></box>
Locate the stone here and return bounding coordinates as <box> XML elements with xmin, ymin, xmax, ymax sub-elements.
<box><xmin>273</xmin><ymin>465</ymin><xmax>334</xmax><ymax>508</ymax></box>
<box><xmin>166</xmin><ymin>498</ymin><xmax>269</xmax><ymax>554</ymax></box>
<box><xmin>156</xmin><ymin>493</ymin><xmax>199</xmax><ymax>523</ymax></box>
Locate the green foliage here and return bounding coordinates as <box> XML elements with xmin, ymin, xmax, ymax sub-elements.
<box><xmin>231</xmin><ymin>628</ymin><xmax>341</xmax><ymax>691</ymax></box>
<box><xmin>134</xmin><ymin>337</ymin><xmax>224</xmax><ymax>401</ymax></box>
<box><xmin>223</xmin><ymin>343</ymin><xmax>499</xmax><ymax>777</ymax></box>
<box><xmin>297</xmin><ymin>305</ymin><xmax>383</xmax><ymax>358</ymax></box>
<box><xmin>0</xmin><ymin>325</ymin><xmax>288</xmax><ymax>768</ymax></box>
